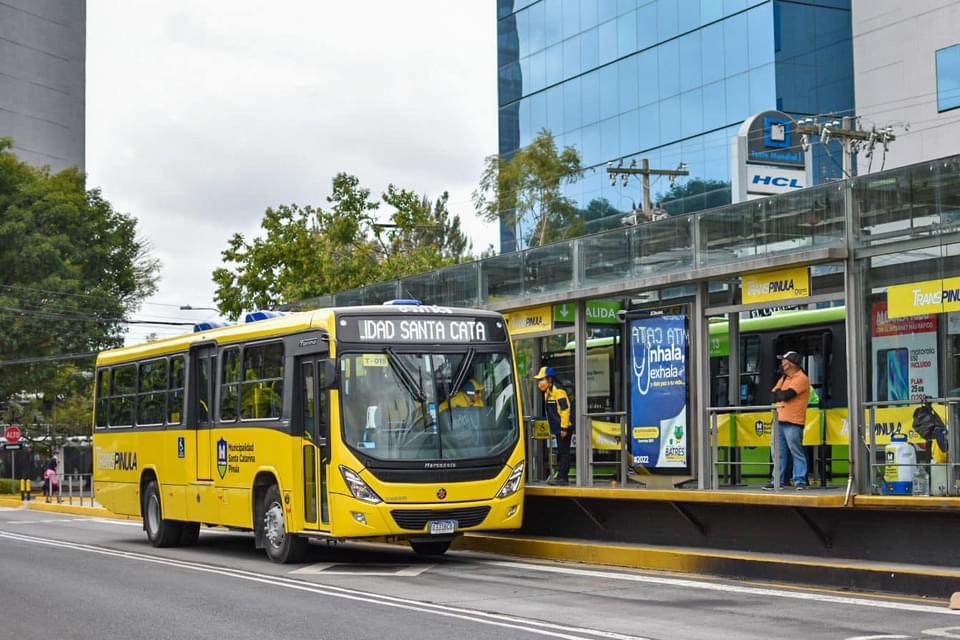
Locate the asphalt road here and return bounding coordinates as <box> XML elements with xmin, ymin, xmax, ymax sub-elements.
<box><xmin>1</xmin><ymin>507</ymin><xmax>958</xmax><ymax>640</ymax></box>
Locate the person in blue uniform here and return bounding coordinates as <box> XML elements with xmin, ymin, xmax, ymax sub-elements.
<box><xmin>534</xmin><ymin>367</ymin><xmax>573</xmax><ymax>485</ymax></box>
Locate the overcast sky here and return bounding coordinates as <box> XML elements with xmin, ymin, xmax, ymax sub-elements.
<box><xmin>86</xmin><ymin>1</ymin><xmax>499</xmax><ymax>342</ymax></box>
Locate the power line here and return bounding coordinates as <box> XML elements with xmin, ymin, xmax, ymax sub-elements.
<box><xmin>0</xmin><ymin>351</ymin><xmax>98</xmax><ymax>368</ymax></box>
<box><xmin>0</xmin><ymin>306</ymin><xmax>195</xmax><ymax>326</ymax></box>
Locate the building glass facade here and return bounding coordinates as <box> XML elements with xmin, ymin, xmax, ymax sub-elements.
<box><xmin>497</xmin><ymin>0</ymin><xmax>854</xmax><ymax>252</ymax></box>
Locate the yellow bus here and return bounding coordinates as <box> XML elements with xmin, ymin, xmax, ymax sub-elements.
<box><xmin>93</xmin><ymin>302</ymin><xmax>525</xmax><ymax>562</ymax></box>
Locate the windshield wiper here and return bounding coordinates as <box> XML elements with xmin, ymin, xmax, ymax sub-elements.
<box><xmin>384</xmin><ymin>347</ymin><xmax>425</xmax><ymax>403</ymax></box>
<box><xmin>447</xmin><ymin>347</ymin><xmax>476</xmax><ymax>400</ymax></box>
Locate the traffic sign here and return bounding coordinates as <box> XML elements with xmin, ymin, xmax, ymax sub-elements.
<box><xmin>4</xmin><ymin>425</ymin><xmax>21</xmax><ymax>445</ymax></box>
<box><xmin>3</xmin><ymin>444</ymin><xmax>21</xmax><ymax>451</ymax></box>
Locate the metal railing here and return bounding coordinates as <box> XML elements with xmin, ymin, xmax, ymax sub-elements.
<box><xmin>707</xmin><ymin>405</ymin><xmax>782</xmax><ymax>491</ymax></box>
<box><xmin>864</xmin><ymin>398</ymin><xmax>960</xmax><ymax>496</ymax></box>
<box><xmin>584</xmin><ymin>412</ymin><xmax>628</xmax><ymax>487</ymax></box>
<box><xmin>50</xmin><ymin>473</ymin><xmax>94</xmax><ymax>506</ymax></box>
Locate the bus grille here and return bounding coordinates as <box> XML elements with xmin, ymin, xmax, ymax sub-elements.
<box><xmin>390</xmin><ymin>506</ymin><xmax>491</xmax><ymax>531</ymax></box>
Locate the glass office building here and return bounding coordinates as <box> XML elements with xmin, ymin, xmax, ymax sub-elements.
<box><xmin>497</xmin><ymin>0</ymin><xmax>854</xmax><ymax>251</ymax></box>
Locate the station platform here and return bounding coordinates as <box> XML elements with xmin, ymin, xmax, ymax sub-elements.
<box><xmin>454</xmin><ymin>532</ymin><xmax>960</xmax><ymax>599</ymax></box>
<box><xmin>516</xmin><ymin>485</ymin><xmax>960</xmax><ymax>572</ymax></box>
<box><xmin>525</xmin><ymin>484</ymin><xmax>960</xmax><ymax>511</ymax></box>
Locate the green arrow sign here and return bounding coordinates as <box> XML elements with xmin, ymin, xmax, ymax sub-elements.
<box><xmin>553</xmin><ymin>300</ymin><xmax>622</xmax><ymax>325</ymax></box>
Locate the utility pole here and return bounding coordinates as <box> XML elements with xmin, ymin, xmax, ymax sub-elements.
<box><xmin>795</xmin><ymin>116</ymin><xmax>898</xmax><ymax>178</ymax></box>
<box><xmin>607</xmin><ymin>159</ymin><xmax>689</xmax><ymax>221</ymax></box>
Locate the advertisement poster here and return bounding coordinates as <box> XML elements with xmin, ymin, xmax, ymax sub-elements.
<box><xmin>628</xmin><ymin>314</ymin><xmax>690</xmax><ymax>471</ymax></box>
<box><xmin>871</xmin><ymin>302</ymin><xmax>938</xmax><ymax>403</ymax></box>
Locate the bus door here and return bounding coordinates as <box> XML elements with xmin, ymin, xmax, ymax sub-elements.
<box><xmin>298</xmin><ymin>355</ymin><xmax>330</xmax><ymax>527</ymax></box>
<box><xmin>191</xmin><ymin>344</ymin><xmax>216</xmax><ymax>480</ymax></box>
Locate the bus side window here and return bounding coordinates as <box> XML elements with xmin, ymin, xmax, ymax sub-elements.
<box><xmin>95</xmin><ymin>368</ymin><xmax>109</xmax><ymax>429</ymax></box>
<box><xmin>318</xmin><ymin>358</ymin><xmax>329</xmax><ymax>440</ymax></box>
<box><xmin>110</xmin><ymin>364</ymin><xmax>136</xmax><ymax>427</ymax></box>
<box><xmin>740</xmin><ymin>336</ymin><xmax>761</xmax><ymax>404</ymax></box>
<box><xmin>302</xmin><ymin>362</ymin><xmax>316</xmax><ymax>441</ymax></box>
<box><xmin>220</xmin><ymin>348</ymin><xmax>240</xmax><ymax>422</ymax></box>
<box><xmin>198</xmin><ymin>356</ymin><xmax>211</xmax><ymax>423</ymax></box>
<box><xmin>168</xmin><ymin>356</ymin><xmax>185</xmax><ymax>425</ymax></box>
<box><xmin>241</xmin><ymin>342</ymin><xmax>284</xmax><ymax>420</ymax></box>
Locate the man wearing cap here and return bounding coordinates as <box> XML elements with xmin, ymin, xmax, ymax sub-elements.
<box><xmin>534</xmin><ymin>366</ymin><xmax>573</xmax><ymax>485</ymax></box>
<box><xmin>765</xmin><ymin>351</ymin><xmax>811</xmax><ymax>490</ymax></box>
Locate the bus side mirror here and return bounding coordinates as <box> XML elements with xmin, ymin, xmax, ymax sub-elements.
<box><xmin>323</xmin><ymin>359</ymin><xmax>340</xmax><ymax>389</ymax></box>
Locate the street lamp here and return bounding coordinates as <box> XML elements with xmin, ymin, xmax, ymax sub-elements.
<box><xmin>179</xmin><ymin>305</ymin><xmax>219</xmax><ymax>312</ymax></box>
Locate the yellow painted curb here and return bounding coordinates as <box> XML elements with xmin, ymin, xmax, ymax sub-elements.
<box><xmin>853</xmin><ymin>495</ymin><xmax>960</xmax><ymax>511</ymax></box>
<box><xmin>455</xmin><ymin>533</ymin><xmax>960</xmax><ymax>579</ymax></box>
<box><xmin>526</xmin><ymin>486</ymin><xmax>847</xmax><ymax>508</ymax></box>
<box><xmin>0</xmin><ymin>496</ymin><xmax>23</xmax><ymax>508</ymax></box>
<box><xmin>26</xmin><ymin>501</ymin><xmax>140</xmax><ymax>521</ymax></box>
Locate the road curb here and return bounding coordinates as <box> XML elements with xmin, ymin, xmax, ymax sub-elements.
<box><xmin>0</xmin><ymin>496</ymin><xmax>22</xmax><ymax>508</ymax></box>
<box><xmin>455</xmin><ymin>533</ymin><xmax>960</xmax><ymax>598</ymax></box>
<box><xmin>25</xmin><ymin>501</ymin><xmax>140</xmax><ymax>521</ymax></box>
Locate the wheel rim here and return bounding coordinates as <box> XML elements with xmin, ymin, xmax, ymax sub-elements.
<box><xmin>147</xmin><ymin>494</ymin><xmax>160</xmax><ymax>536</ymax></box>
<box><xmin>264</xmin><ymin>500</ymin><xmax>285</xmax><ymax>549</ymax></box>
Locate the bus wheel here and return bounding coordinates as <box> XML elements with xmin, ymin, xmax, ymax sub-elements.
<box><xmin>142</xmin><ymin>480</ymin><xmax>182</xmax><ymax>547</ymax></box>
<box><xmin>179</xmin><ymin>522</ymin><xmax>201</xmax><ymax>547</ymax></box>
<box><xmin>260</xmin><ymin>485</ymin><xmax>307</xmax><ymax>563</ymax></box>
<box><xmin>409</xmin><ymin>540</ymin><xmax>451</xmax><ymax>556</ymax></box>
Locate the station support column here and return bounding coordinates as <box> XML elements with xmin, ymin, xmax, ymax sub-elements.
<box><xmin>843</xmin><ymin>179</ymin><xmax>867</xmax><ymax>496</ymax></box>
<box><xmin>694</xmin><ymin>282</ymin><xmax>713</xmax><ymax>489</ymax></box>
<box><xmin>575</xmin><ymin>299</ymin><xmax>589</xmax><ymax>487</ymax></box>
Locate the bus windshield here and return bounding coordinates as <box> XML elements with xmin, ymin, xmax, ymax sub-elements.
<box><xmin>339</xmin><ymin>350</ymin><xmax>518</xmax><ymax>461</ymax></box>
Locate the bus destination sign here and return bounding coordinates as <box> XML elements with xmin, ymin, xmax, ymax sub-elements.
<box><xmin>339</xmin><ymin>315</ymin><xmax>507</xmax><ymax>344</ymax></box>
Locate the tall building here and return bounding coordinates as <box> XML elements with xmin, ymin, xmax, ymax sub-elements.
<box><xmin>0</xmin><ymin>0</ymin><xmax>86</xmax><ymax>172</ymax></box>
<box><xmin>497</xmin><ymin>0</ymin><xmax>854</xmax><ymax>252</ymax></box>
<box><xmin>852</xmin><ymin>0</ymin><xmax>960</xmax><ymax>173</ymax></box>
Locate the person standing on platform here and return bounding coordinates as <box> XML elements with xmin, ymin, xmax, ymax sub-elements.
<box><xmin>534</xmin><ymin>367</ymin><xmax>573</xmax><ymax>485</ymax></box>
<box><xmin>765</xmin><ymin>351</ymin><xmax>811</xmax><ymax>491</ymax></box>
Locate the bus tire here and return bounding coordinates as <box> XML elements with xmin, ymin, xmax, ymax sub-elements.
<box><xmin>260</xmin><ymin>485</ymin><xmax>307</xmax><ymax>563</ymax></box>
<box><xmin>409</xmin><ymin>540</ymin><xmax>451</xmax><ymax>556</ymax></box>
<box><xmin>142</xmin><ymin>480</ymin><xmax>182</xmax><ymax>547</ymax></box>
<box><xmin>179</xmin><ymin>522</ymin><xmax>201</xmax><ymax>546</ymax></box>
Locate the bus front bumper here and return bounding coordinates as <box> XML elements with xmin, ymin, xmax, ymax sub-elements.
<box><xmin>329</xmin><ymin>492</ymin><xmax>524</xmax><ymax>539</ymax></box>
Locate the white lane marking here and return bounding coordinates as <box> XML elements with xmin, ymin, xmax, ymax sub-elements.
<box><xmin>0</xmin><ymin>531</ymin><xmax>648</xmax><ymax>640</ymax></box>
<box><xmin>487</xmin><ymin>561</ymin><xmax>960</xmax><ymax>617</ymax></box>
<box><xmin>292</xmin><ymin>562</ymin><xmax>435</xmax><ymax>577</ymax></box>
<box><xmin>844</xmin><ymin>636</ymin><xmax>912</xmax><ymax>639</ymax></box>
<box><xmin>6</xmin><ymin>518</ymin><xmax>90</xmax><ymax>525</ymax></box>
<box><xmin>924</xmin><ymin>628</ymin><xmax>960</xmax><ymax>637</ymax></box>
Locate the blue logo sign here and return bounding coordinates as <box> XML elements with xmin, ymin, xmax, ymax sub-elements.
<box><xmin>764</xmin><ymin>116</ymin><xmax>792</xmax><ymax>148</ymax></box>
<box><xmin>751</xmin><ymin>174</ymin><xmax>803</xmax><ymax>189</ymax></box>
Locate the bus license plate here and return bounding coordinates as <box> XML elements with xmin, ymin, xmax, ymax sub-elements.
<box><xmin>428</xmin><ymin>519</ymin><xmax>457</xmax><ymax>535</ymax></box>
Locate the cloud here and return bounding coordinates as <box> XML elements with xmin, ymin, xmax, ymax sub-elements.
<box><xmin>86</xmin><ymin>0</ymin><xmax>499</xmax><ymax>341</ymax></box>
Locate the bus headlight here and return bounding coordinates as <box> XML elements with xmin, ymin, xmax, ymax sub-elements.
<box><xmin>339</xmin><ymin>466</ymin><xmax>382</xmax><ymax>504</ymax></box>
<box><xmin>496</xmin><ymin>462</ymin><xmax>524</xmax><ymax>499</ymax></box>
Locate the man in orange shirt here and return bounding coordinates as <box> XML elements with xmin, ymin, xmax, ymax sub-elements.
<box><xmin>765</xmin><ymin>351</ymin><xmax>811</xmax><ymax>490</ymax></box>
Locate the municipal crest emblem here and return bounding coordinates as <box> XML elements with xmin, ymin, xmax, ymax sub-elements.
<box><xmin>217</xmin><ymin>437</ymin><xmax>228</xmax><ymax>479</ymax></box>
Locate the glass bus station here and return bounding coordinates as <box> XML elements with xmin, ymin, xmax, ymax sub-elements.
<box><xmin>290</xmin><ymin>154</ymin><xmax>960</xmax><ymax>510</ymax></box>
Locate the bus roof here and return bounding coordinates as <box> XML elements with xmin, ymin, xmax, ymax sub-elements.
<box><xmin>709</xmin><ymin>306</ymin><xmax>845</xmax><ymax>337</ymax></box>
<box><xmin>96</xmin><ymin>305</ymin><xmax>504</xmax><ymax>366</ymax></box>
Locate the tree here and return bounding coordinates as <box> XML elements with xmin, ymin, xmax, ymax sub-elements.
<box><xmin>378</xmin><ymin>187</ymin><xmax>470</xmax><ymax>278</ymax></box>
<box><xmin>0</xmin><ymin>137</ymin><xmax>159</xmax><ymax>405</ymax></box>
<box><xmin>212</xmin><ymin>173</ymin><xmax>472</xmax><ymax>319</ymax></box>
<box><xmin>473</xmin><ymin>129</ymin><xmax>583</xmax><ymax>249</ymax></box>
<box><xmin>656</xmin><ymin>178</ymin><xmax>732</xmax><ymax>216</ymax></box>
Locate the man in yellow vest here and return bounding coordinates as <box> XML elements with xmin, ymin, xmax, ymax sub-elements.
<box><xmin>535</xmin><ymin>367</ymin><xmax>573</xmax><ymax>485</ymax></box>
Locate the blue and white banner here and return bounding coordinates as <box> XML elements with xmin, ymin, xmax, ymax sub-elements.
<box><xmin>628</xmin><ymin>315</ymin><xmax>689</xmax><ymax>470</ymax></box>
